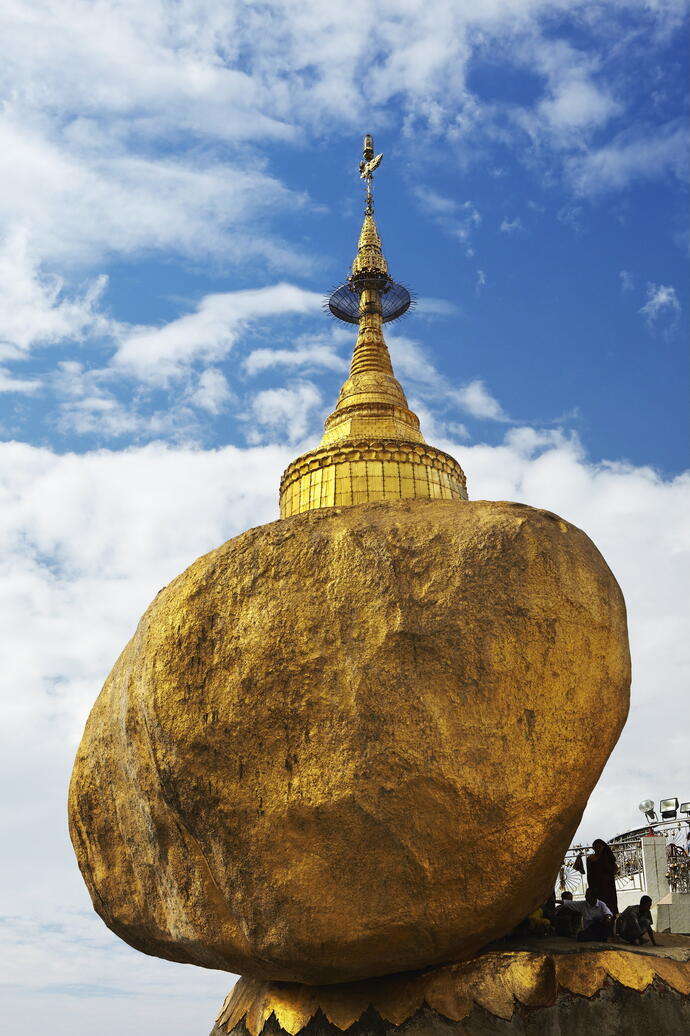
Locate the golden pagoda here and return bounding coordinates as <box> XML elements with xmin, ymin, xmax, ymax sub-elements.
<box><xmin>279</xmin><ymin>135</ymin><xmax>468</xmax><ymax>517</ymax></box>
<box><xmin>69</xmin><ymin>136</ymin><xmax>638</xmax><ymax>1035</ymax></box>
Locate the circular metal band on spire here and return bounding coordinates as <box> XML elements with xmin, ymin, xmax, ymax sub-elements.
<box><xmin>328</xmin><ymin>281</ymin><xmax>412</xmax><ymax>324</ymax></box>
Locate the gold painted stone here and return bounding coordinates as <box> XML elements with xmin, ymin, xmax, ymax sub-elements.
<box><xmin>69</xmin><ymin>499</ymin><xmax>630</xmax><ymax>985</ymax></box>
<box><xmin>212</xmin><ymin>946</ymin><xmax>690</xmax><ymax>1035</ymax></box>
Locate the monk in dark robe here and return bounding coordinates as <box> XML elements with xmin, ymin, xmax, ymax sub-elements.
<box><xmin>587</xmin><ymin>839</ymin><xmax>618</xmax><ymax>916</ymax></box>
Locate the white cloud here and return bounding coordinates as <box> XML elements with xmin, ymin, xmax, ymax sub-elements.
<box><xmin>539</xmin><ymin>78</ymin><xmax>620</xmax><ymax>133</ymax></box>
<box><xmin>415</xmin><ymin>297</ymin><xmax>460</xmax><ymax>318</ymax></box>
<box><xmin>619</xmin><ymin>269</ymin><xmax>635</xmax><ymax>293</ymax></box>
<box><xmin>387</xmin><ymin>334</ymin><xmax>509</xmax><ymax>426</ymax></box>
<box><xmin>0</xmin><ymin>367</ymin><xmax>40</xmax><ymax>393</ymax></box>
<box><xmin>639</xmin><ymin>282</ymin><xmax>681</xmax><ymax>327</ymax></box>
<box><xmin>475</xmin><ymin>269</ymin><xmax>487</xmax><ymax>294</ymax></box>
<box><xmin>59</xmin><ymin>395</ymin><xmax>143</xmax><ymax>439</ymax></box>
<box><xmin>0</xmin><ymin>228</ymin><xmax>110</xmax><ymax>359</ymax></box>
<box><xmin>556</xmin><ymin>203</ymin><xmax>584</xmax><ymax>233</ymax></box>
<box><xmin>568</xmin><ymin>120</ymin><xmax>688</xmax><ymax>195</ymax></box>
<box><xmin>449</xmin><ymin>377</ymin><xmax>508</xmax><ymax>421</ymax></box>
<box><xmin>387</xmin><ymin>334</ymin><xmax>438</xmax><ymax>386</ymax></box>
<box><xmin>188</xmin><ymin>368</ymin><xmax>234</xmax><ymax>415</ymax></box>
<box><xmin>414</xmin><ymin>189</ymin><xmax>480</xmax><ymax>252</ymax></box>
<box><xmin>408</xmin><ymin>395</ymin><xmax>471</xmax><ymax>445</ymax></box>
<box><xmin>0</xmin><ymin>280</ymin><xmax>332</xmax><ymax>438</ymax></box>
<box><xmin>53</xmin><ymin>361</ymin><xmax>200</xmax><ymax>442</ymax></box>
<box><xmin>2</xmin><ymin>1</ymin><xmax>681</xmax><ymax>149</ymax></box>
<box><xmin>387</xmin><ymin>333</ymin><xmax>509</xmax><ymax>425</ymax></box>
<box><xmin>246</xmin><ymin>380</ymin><xmax>323</xmax><ymax>445</ymax></box>
<box><xmin>0</xmin><ymin>911</ymin><xmax>230</xmax><ymax>1036</ymax></box>
<box><xmin>499</xmin><ymin>216</ymin><xmax>524</xmax><ymax>234</ymax></box>
<box><xmin>113</xmin><ymin>284</ymin><xmax>323</xmax><ymax>385</ymax></box>
<box><xmin>243</xmin><ymin>339</ymin><xmax>347</xmax><ymax>376</ymax></box>
<box><xmin>58</xmin><ymin>395</ymin><xmax>201</xmax><ymax>442</ymax></box>
<box><xmin>0</xmin><ymin>111</ymin><xmax>309</xmax><ymax>270</ymax></box>
<box><xmin>498</xmin><ymin>31</ymin><xmax>624</xmax><ymax>160</ymax></box>
<box><xmin>0</xmin><ymin>1</ymin><xmax>294</xmax><ymax>144</ymax></box>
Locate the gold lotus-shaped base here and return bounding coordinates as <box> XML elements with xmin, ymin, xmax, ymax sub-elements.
<box><xmin>214</xmin><ymin>944</ymin><xmax>690</xmax><ymax>1035</ymax></box>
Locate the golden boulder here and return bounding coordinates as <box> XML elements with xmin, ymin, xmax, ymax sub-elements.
<box><xmin>69</xmin><ymin>499</ymin><xmax>630</xmax><ymax>985</ymax></box>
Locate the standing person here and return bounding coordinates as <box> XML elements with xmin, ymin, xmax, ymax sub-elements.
<box><xmin>560</xmin><ymin>887</ymin><xmax>614</xmax><ymax>941</ymax></box>
<box><xmin>587</xmin><ymin>838</ymin><xmax>619</xmax><ymax>916</ymax></box>
<box><xmin>617</xmin><ymin>896</ymin><xmax>657</xmax><ymax>945</ymax></box>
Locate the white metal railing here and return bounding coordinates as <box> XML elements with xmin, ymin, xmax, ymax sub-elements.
<box><xmin>558</xmin><ymin>825</ymin><xmax>690</xmax><ymax>900</ymax></box>
<box><xmin>556</xmin><ymin>839</ymin><xmax>645</xmax><ymax>899</ymax></box>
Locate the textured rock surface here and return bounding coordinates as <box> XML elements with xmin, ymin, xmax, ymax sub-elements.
<box><xmin>211</xmin><ymin>986</ymin><xmax>690</xmax><ymax>1036</ymax></box>
<box><xmin>69</xmin><ymin>499</ymin><xmax>630</xmax><ymax>984</ymax></box>
<box><xmin>211</xmin><ymin>944</ymin><xmax>690</xmax><ymax>1036</ymax></box>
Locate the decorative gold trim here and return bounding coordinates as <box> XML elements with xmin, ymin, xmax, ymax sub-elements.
<box><xmin>215</xmin><ymin>950</ymin><xmax>690</xmax><ymax>1035</ymax></box>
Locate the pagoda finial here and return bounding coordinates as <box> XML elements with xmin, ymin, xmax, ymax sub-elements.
<box><xmin>329</xmin><ymin>134</ymin><xmax>408</xmax><ymax>324</ymax></box>
<box><xmin>278</xmin><ymin>135</ymin><xmax>468</xmax><ymax>517</ymax></box>
<box><xmin>359</xmin><ymin>134</ymin><xmax>382</xmax><ymax>216</ymax></box>
<box><xmin>323</xmin><ymin>134</ymin><xmax>412</xmax><ymax>438</ymax></box>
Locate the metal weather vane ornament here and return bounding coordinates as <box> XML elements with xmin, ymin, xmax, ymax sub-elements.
<box><xmin>359</xmin><ymin>133</ymin><xmax>383</xmax><ymax>211</ymax></box>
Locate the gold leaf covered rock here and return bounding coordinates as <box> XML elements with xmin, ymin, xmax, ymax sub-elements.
<box><xmin>69</xmin><ymin>498</ymin><xmax>630</xmax><ymax>985</ymax></box>
<box><xmin>212</xmin><ymin>944</ymin><xmax>690</xmax><ymax>1035</ymax></box>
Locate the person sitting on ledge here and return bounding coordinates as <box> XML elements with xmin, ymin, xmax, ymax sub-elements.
<box><xmin>554</xmin><ymin>891</ymin><xmax>580</xmax><ymax>937</ymax></box>
<box><xmin>560</xmin><ymin>887</ymin><xmax>613</xmax><ymax>941</ymax></box>
<box><xmin>527</xmin><ymin>905</ymin><xmax>551</xmax><ymax>935</ymax></box>
<box><xmin>541</xmin><ymin>891</ymin><xmax>557</xmax><ymax>925</ymax></box>
<box><xmin>617</xmin><ymin>896</ymin><xmax>657</xmax><ymax>946</ymax></box>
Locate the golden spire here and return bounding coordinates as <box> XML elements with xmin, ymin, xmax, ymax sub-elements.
<box><xmin>320</xmin><ymin>199</ymin><xmax>422</xmax><ymax>447</ymax></box>
<box><xmin>279</xmin><ymin>135</ymin><xmax>467</xmax><ymax>517</ymax></box>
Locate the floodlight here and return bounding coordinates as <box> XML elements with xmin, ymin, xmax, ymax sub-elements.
<box><xmin>638</xmin><ymin>799</ymin><xmax>655</xmax><ymax>813</ymax></box>
<box><xmin>680</xmin><ymin>802</ymin><xmax>690</xmax><ymax>816</ymax></box>
<box><xmin>660</xmin><ymin>797</ymin><xmax>679</xmax><ymax>820</ymax></box>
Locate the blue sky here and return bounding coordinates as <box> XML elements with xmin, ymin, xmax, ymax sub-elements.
<box><xmin>0</xmin><ymin>2</ymin><xmax>688</xmax><ymax>1033</ymax></box>
<box><xmin>1</xmin><ymin>1</ymin><xmax>687</xmax><ymax>472</ymax></box>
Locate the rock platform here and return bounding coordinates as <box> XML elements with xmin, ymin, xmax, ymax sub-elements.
<box><xmin>210</xmin><ymin>935</ymin><xmax>690</xmax><ymax>1036</ymax></box>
